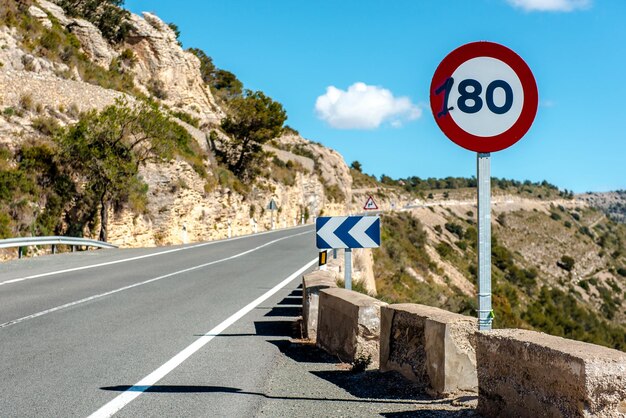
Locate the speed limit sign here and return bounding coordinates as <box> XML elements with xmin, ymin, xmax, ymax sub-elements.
<box><xmin>430</xmin><ymin>42</ymin><xmax>538</xmax><ymax>152</ymax></box>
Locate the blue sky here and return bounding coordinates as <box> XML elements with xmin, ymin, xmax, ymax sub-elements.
<box><xmin>124</xmin><ymin>0</ymin><xmax>625</xmax><ymax>193</ymax></box>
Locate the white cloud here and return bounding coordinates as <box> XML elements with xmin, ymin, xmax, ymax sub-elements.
<box><xmin>315</xmin><ymin>82</ymin><xmax>421</xmax><ymax>130</ymax></box>
<box><xmin>506</xmin><ymin>0</ymin><xmax>591</xmax><ymax>12</ymax></box>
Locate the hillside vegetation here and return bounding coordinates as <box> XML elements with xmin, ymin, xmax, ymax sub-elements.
<box><xmin>364</xmin><ymin>176</ymin><xmax>626</xmax><ymax>351</ymax></box>
<box><xmin>0</xmin><ymin>0</ymin><xmax>352</xmax><ymax>249</ymax></box>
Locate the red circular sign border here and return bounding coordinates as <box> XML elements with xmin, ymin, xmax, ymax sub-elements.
<box><xmin>430</xmin><ymin>42</ymin><xmax>538</xmax><ymax>153</ymax></box>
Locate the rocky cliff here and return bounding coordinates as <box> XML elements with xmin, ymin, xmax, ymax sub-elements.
<box><xmin>0</xmin><ymin>0</ymin><xmax>353</xmax><ymax>253</ymax></box>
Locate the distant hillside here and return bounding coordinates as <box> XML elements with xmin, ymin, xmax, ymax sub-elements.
<box><xmin>578</xmin><ymin>190</ymin><xmax>626</xmax><ymax>223</ymax></box>
<box><xmin>351</xmin><ymin>171</ymin><xmax>626</xmax><ymax>351</ymax></box>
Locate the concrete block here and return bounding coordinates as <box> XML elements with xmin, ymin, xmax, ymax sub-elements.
<box><xmin>302</xmin><ymin>270</ymin><xmax>337</xmax><ymax>341</ymax></box>
<box><xmin>380</xmin><ymin>303</ymin><xmax>478</xmax><ymax>396</ymax></box>
<box><xmin>317</xmin><ymin>288</ymin><xmax>387</xmax><ymax>367</ymax></box>
<box><xmin>477</xmin><ymin>329</ymin><xmax>626</xmax><ymax>418</ymax></box>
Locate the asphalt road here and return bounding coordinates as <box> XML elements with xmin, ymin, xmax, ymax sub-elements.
<box><xmin>0</xmin><ymin>226</ymin><xmax>318</xmax><ymax>417</ymax></box>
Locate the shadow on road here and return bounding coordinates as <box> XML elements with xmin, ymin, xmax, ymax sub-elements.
<box><xmin>101</xmin><ymin>283</ymin><xmax>479</xmax><ymax>416</ymax></box>
<box><xmin>268</xmin><ymin>339</ymin><xmax>339</xmax><ymax>364</ymax></box>
<box><xmin>381</xmin><ymin>410</ymin><xmax>479</xmax><ymax>418</ymax></box>
<box><xmin>99</xmin><ymin>385</ymin><xmax>447</xmax><ymax>406</ymax></box>
<box><xmin>276</xmin><ymin>296</ymin><xmax>302</xmax><ymax>305</ymax></box>
<box><xmin>261</xmin><ymin>306</ymin><xmax>301</xmax><ymax>317</ymax></box>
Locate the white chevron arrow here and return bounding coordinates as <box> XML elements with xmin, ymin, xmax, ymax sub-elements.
<box><xmin>348</xmin><ymin>216</ymin><xmax>378</xmax><ymax>248</ymax></box>
<box><xmin>316</xmin><ymin>217</ymin><xmax>348</xmax><ymax>248</ymax></box>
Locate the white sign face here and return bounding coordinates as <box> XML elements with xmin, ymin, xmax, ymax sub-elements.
<box><xmin>430</xmin><ymin>42</ymin><xmax>538</xmax><ymax>153</ymax></box>
<box><xmin>448</xmin><ymin>57</ymin><xmax>524</xmax><ymax>138</ymax></box>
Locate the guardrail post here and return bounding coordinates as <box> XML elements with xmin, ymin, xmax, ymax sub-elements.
<box><xmin>18</xmin><ymin>246</ymin><xmax>22</xmax><ymax>259</ymax></box>
<box><xmin>51</xmin><ymin>244</ymin><xmax>56</xmax><ymax>255</ymax></box>
<box><xmin>72</xmin><ymin>245</ymin><xmax>76</xmax><ymax>252</ymax></box>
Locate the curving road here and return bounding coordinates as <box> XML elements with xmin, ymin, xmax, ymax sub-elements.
<box><xmin>0</xmin><ymin>226</ymin><xmax>317</xmax><ymax>417</ymax></box>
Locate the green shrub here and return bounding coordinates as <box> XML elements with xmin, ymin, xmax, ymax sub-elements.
<box><xmin>147</xmin><ymin>78</ymin><xmax>168</xmax><ymax>99</ymax></box>
<box><xmin>558</xmin><ymin>255</ymin><xmax>575</xmax><ymax>272</ymax></box>
<box><xmin>464</xmin><ymin>226</ymin><xmax>478</xmax><ymax>248</ymax></box>
<box><xmin>324</xmin><ymin>184</ymin><xmax>345</xmax><ymax>203</ymax></box>
<box><xmin>351</xmin><ymin>353</ymin><xmax>372</xmax><ymax>373</ymax></box>
<box><xmin>31</xmin><ymin>116</ymin><xmax>60</xmax><ymax>136</ymax></box>
<box><xmin>523</xmin><ymin>286</ymin><xmax>625</xmax><ymax>350</ymax></box>
<box><xmin>268</xmin><ymin>157</ymin><xmax>297</xmax><ymax>186</ymax></box>
<box><xmin>335</xmin><ymin>279</ymin><xmax>370</xmax><ymax>296</ymax></box>
<box><xmin>445</xmin><ymin>222</ymin><xmax>464</xmax><ymax>239</ymax></box>
<box><xmin>436</xmin><ymin>242</ymin><xmax>453</xmax><ymax>258</ymax></box>
<box><xmin>39</xmin><ymin>28</ymin><xmax>62</xmax><ymax>52</ymax></box>
<box><xmin>171</xmin><ymin>110</ymin><xmax>200</xmax><ymax>128</ymax></box>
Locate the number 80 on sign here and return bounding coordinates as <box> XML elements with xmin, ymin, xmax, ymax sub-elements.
<box><xmin>430</xmin><ymin>42</ymin><xmax>538</xmax><ymax>153</ymax></box>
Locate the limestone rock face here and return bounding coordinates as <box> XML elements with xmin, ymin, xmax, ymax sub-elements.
<box><xmin>104</xmin><ymin>158</ymin><xmax>330</xmax><ymax>248</ymax></box>
<box><xmin>36</xmin><ymin>1</ymin><xmax>118</xmax><ymax>68</ymax></box>
<box><xmin>124</xmin><ymin>12</ymin><xmax>223</xmax><ymax>124</ymax></box>
<box><xmin>271</xmin><ymin>132</ymin><xmax>353</xmax><ymax>215</ymax></box>
<box><xmin>69</xmin><ymin>18</ymin><xmax>118</xmax><ymax>68</ymax></box>
<box><xmin>38</xmin><ymin>0</ymin><xmax>73</xmax><ymax>26</ymax></box>
<box><xmin>0</xmin><ymin>1</ymin><xmax>352</xmax><ymax>258</ymax></box>
<box><xmin>28</xmin><ymin>5</ymin><xmax>52</xmax><ymax>28</ymax></box>
<box><xmin>0</xmin><ymin>26</ymin><xmax>68</xmax><ymax>76</ymax></box>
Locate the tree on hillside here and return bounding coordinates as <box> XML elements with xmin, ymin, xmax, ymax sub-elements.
<box><xmin>188</xmin><ymin>48</ymin><xmax>215</xmax><ymax>84</ymax></box>
<box><xmin>187</xmin><ymin>48</ymin><xmax>243</xmax><ymax>100</ymax></box>
<box><xmin>350</xmin><ymin>160</ymin><xmax>362</xmax><ymax>172</ymax></box>
<box><xmin>212</xmin><ymin>69</ymin><xmax>243</xmax><ymax>99</ymax></box>
<box><xmin>216</xmin><ymin>90</ymin><xmax>287</xmax><ymax>181</ymax></box>
<box><xmin>56</xmin><ymin>98</ymin><xmax>189</xmax><ymax>242</ymax></box>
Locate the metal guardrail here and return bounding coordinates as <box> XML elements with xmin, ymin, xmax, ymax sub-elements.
<box><xmin>0</xmin><ymin>236</ymin><xmax>118</xmax><ymax>259</ymax></box>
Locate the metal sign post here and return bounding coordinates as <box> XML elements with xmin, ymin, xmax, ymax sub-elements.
<box><xmin>430</xmin><ymin>41</ymin><xmax>538</xmax><ymax>331</ymax></box>
<box><xmin>345</xmin><ymin>248</ymin><xmax>352</xmax><ymax>290</ymax></box>
<box><xmin>477</xmin><ymin>153</ymin><xmax>492</xmax><ymax>330</ymax></box>
<box><xmin>267</xmin><ymin>199</ymin><xmax>278</xmax><ymax>230</ymax></box>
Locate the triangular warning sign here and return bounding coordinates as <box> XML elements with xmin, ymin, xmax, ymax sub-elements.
<box><xmin>363</xmin><ymin>196</ymin><xmax>378</xmax><ymax>210</ymax></box>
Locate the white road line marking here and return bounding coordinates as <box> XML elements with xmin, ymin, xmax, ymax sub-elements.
<box><xmin>0</xmin><ymin>226</ymin><xmax>310</xmax><ymax>287</ymax></box>
<box><xmin>88</xmin><ymin>258</ymin><xmax>316</xmax><ymax>418</ymax></box>
<box><xmin>0</xmin><ymin>231</ymin><xmax>311</xmax><ymax>329</ymax></box>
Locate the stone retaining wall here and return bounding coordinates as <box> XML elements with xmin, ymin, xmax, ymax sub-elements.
<box><xmin>379</xmin><ymin>304</ymin><xmax>478</xmax><ymax>397</ymax></box>
<box><xmin>302</xmin><ymin>270</ymin><xmax>337</xmax><ymax>341</ymax></box>
<box><xmin>476</xmin><ymin>329</ymin><xmax>626</xmax><ymax>417</ymax></box>
<box><xmin>317</xmin><ymin>288</ymin><xmax>387</xmax><ymax>367</ymax></box>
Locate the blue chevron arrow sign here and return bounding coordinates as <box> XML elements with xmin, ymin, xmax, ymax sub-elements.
<box><xmin>316</xmin><ymin>216</ymin><xmax>380</xmax><ymax>249</ymax></box>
